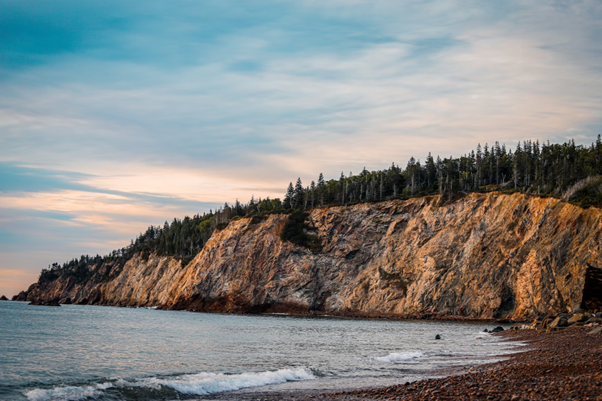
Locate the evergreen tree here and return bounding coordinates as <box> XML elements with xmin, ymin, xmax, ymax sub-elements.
<box><xmin>285</xmin><ymin>182</ymin><xmax>295</xmax><ymax>209</ymax></box>
<box><xmin>294</xmin><ymin>178</ymin><xmax>304</xmax><ymax>208</ymax></box>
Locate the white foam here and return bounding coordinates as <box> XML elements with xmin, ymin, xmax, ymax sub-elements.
<box><xmin>24</xmin><ymin>369</ymin><xmax>315</xmax><ymax>400</ymax></box>
<box><xmin>24</xmin><ymin>382</ymin><xmax>112</xmax><ymax>401</ymax></box>
<box><xmin>144</xmin><ymin>368</ymin><xmax>315</xmax><ymax>395</ymax></box>
<box><xmin>375</xmin><ymin>351</ymin><xmax>425</xmax><ymax>363</ymax></box>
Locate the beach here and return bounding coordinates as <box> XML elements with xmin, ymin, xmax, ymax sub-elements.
<box><xmin>277</xmin><ymin>326</ymin><xmax>602</xmax><ymax>401</ymax></box>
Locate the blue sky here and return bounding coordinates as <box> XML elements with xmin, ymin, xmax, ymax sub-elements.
<box><xmin>1</xmin><ymin>0</ymin><xmax>602</xmax><ymax>296</ymax></box>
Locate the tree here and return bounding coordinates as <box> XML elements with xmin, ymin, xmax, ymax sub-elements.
<box><xmin>285</xmin><ymin>182</ymin><xmax>295</xmax><ymax>209</ymax></box>
<box><xmin>317</xmin><ymin>173</ymin><xmax>325</xmax><ymax>206</ymax></box>
<box><xmin>294</xmin><ymin>177</ymin><xmax>304</xmax><ymax>208</ymax></box>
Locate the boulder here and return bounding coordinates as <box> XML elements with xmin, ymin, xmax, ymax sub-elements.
<box><xmin>533</xmin><ymin>316</ymin><xmax>545</xmax><ymax>323</ymax></box>
<box><xmin>568</xmin><ymin>314</ymin><xmax>588</xmax><ymax>324</ymax></box>
<box><xmin>0</xmin><ymin>295</ymin><xmax>8</xmax><ymax>301</ymax></box>
<box><xmin>585</xmin><ymin>317</ymin><xmax>602</xmax><ymax>324</ymax></box>
<box><xmin>435</xmin><ymin>334</ymin><xmax>441</xmax><ymax>339</ymax></box>
<box><xmin>532</xmin><ymin>316</ymin><xmax>545</xmax><ymax>329</ymax></box>
<box><xmin>588</xmin><ymin>327</ymin><xmax>602</xmax><ymax>335</ymax></box>
<box><xmin>548</xmin><ymin>317</ymin><xmax>568</xmax><ymax>328</ymax></box>
<box><xmin>491</xmin><ymin>326</ymin><xmax>504</xmax><ymax>333</ymax></box>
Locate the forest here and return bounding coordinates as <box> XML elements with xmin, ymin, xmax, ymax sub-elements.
<box><xmin>39</xmin><ymin>137</ymin><xmax>602</xmax><ymax>283</ymax></box>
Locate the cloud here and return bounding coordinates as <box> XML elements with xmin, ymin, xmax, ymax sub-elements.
<box><xmin>1</xmin><ymin>0</ymin><xmax>601</xmax><ymax>295</ymax></box>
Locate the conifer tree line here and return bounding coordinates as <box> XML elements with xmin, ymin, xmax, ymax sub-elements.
<box><xmin>281</xmin><ymin>137</ymin><xmax>602</xmax><ymax>208</ymax></box>
<box><xmin>39</xmin><ymin>137</ymin><xmax>602</xmax><ymax>282</ymax></box>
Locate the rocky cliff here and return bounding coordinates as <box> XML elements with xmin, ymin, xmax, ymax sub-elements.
<box><xmin>17</xmin><ymin>193</ymin><xmax>602</xmax><ymax>320</ymax></box>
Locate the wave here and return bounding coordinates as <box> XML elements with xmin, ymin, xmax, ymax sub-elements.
<box><xmin>144</xmin><ymin>368</ymin><xmax>314</xmax><ymax>395</ymax></box>
<box><xmin>24</xmin><ymin>368</ymin><xmax>315</xmax><ymax>401</ymax></box>
<box><xmin>25</xmin><ymin>382</ymin><xmax>112</xmax><ymax>401</ymax></box>
<box><xmin>375</xmin><ymin>351</ymin><xmax>425</xmax><ymax>363</ymax></box>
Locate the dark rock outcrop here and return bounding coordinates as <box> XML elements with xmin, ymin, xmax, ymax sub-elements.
<box><xmin>0</xmin><ymin>295</ymin><xmax>8</xmax><ymax>301</ymax></box>
<box><xmin>581</xmin><ymin>265</ymin><xmax>602</xmax><ymax>310</ymax></box>
<box><xmin>16</xmin><ymin>193</ymin><xmax>602</xmax><ymax>320</ymax></box>
<box><xmin>28</xmin><ymin>300</ymin><xmax>60</xmax><ymax>306</ymax></box>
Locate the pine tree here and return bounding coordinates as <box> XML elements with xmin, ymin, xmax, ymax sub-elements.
<box><xmin>317</xmin><ymin>173</ymin><xmax>325</xmax><ymax>206</ymax></box>
<box><xmin>294</xmin><ymin>177</ymin><xmax>304</xmax><ymax>208</ymax></box>
<box><xmin>285</xmin><ymin>182</ymin><xmax>295</xmax><ymax>209</ymax></box>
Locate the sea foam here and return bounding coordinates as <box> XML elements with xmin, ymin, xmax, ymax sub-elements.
<box><xmin>25</xmin><ymin>382</ymin><xmax>112</xmax><ymax>401</ymax></box>
<box><xmin>375</xmin><ymin>351</ymin><xmax>425</xmax><ymax>363</ymax></box>
<box><xmin>144</xmin><ymin>368</ymin><xmax>315</xmax><ymax>395</ymax></box>
<box><xmin>24</xmin><ymin>368</ymin><xmax>314</xmax><ymax>400</ymax></box>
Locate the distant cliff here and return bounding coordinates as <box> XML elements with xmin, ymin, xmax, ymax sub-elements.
<box><xmin>17</xmin><ymin>193</ymin><xmax>602</xmax><ymax>320</ymax></box>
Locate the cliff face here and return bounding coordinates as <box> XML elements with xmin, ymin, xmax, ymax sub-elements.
<box><xmin>19</xmin><ymin>193</ymin><xmax>602</xmax><ymax>320</ymax></box>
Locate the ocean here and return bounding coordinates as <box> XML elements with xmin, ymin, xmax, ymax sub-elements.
<box><xmin>0</xmin><ymin>301</ymin><xmax>521</xmax><ymax>400</ymax></box>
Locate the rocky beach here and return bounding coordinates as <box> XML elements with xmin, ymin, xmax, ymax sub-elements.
<box><xmin>270</xmin><ymin>324</ymin><xmax>602</xmax><ymax>401</ymax></box>
<box><xmin>212</xmin><ymin>325</ymin><xmax>601</xmax><ymax>401</ymax></box>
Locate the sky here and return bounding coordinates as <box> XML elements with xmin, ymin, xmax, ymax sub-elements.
<box><xmin>1</xmin><ymin>0</ymin><xmax>602</xmax><ymax>297</ymax></box>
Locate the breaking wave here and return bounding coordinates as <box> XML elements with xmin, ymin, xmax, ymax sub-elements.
<box><xmin>24</xmin><ymin>368</ymin><xmax>315</xmax><ymax>401</ymax></box>
<box><xmin>375</xmin><ymin>351</ymin><xmax>425</xmax><ymax>363</ymax></box>
<box><xmin>143</xmin><ymin>368</ymin><xmax>315</xmax><ymax>395</ymax></box>
<box><xmin>25</xmin><ymin>383</ymin><xmax>113</xmax><ymax>401</ymax></box>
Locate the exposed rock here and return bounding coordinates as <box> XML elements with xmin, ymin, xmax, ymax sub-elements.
<box><xmin>60</xmin><ymin>297</ymin><xmax>72</xmax><ymax>305</ymax></box>
<box><xmin>28</xmin><ymin>300</ymin><xmax>60</xmax><ymax>306</ymax></box>
<box><xmin>491</xmin><ymin>326</ymin><xmax>505</xmax><ymax>333</ymax></box>
<box><xmin>548</xmin><ymin>317</ymin><xmax>568</xmax><ymax>328</ymax></box>
<box><xmin>588</xmin><ymin>327</ymin><xmax>602</xmax><ymax>335</ymax></box>
<box><xmin>581</xmin><ymin>265</ymin><xmax>602</xmax><ymax>310</ymax></box>
<box><xmin>435</xmin><ymin>334</ymin><xmax>441</xmax><ymax>339</ymax></box>
<box><xmin>585</xmin><ymin>317</ymin><xmax>602</xmax><ymax>324</ymax></box>
<box><xmin>16</xmin><ymin>193</ymin><xmax>602</xmax><ymax>320</ymax></box>
<box><xmin>0</xmin><ymin>295</ymin><xmax>8</xmax><ymax>301</ymax></box>
<box><xmin>567</xmin><ymin>313</ymin><xmax>588</xmax><ymax>324</ymax></box>
<box><xmin>13</xmin><ymin>291</ymin><xmax>27</xmax><ymax>301</ymax></box>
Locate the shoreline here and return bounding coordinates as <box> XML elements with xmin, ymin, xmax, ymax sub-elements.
<box><xmin>221</xmin><ymin>326</ymin><xmax>601</xmax><ymax>401</ymax></box>
<box><xmin>315</xmin><ymin>326</ymin><xmax>602</xmax><ymax>400</ymax></box>
<box><xmin>13</xmin><ymin>300</ymin><xmax>525</xmax><ymax>324</ymax></box>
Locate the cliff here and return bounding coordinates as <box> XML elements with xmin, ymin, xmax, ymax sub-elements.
<box><xmin>17</xmin><ymin>193</ymin><xmax>602</xmax><ymax>320</ymax></box>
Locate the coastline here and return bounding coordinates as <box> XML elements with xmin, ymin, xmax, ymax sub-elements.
<box><xmin>225</xmin><ymin>326</ymin><xmax>601</xmax><ymax>401</ymax></box>
<box><xmin>319</xmin><ymin>326</ymin><xmax>602</xmax><ymax>400</ymax></box>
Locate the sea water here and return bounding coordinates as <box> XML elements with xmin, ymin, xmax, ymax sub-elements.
<box><xmin>0</xmin><ymin>301</ymin><xmax>521</xmax><ymax>400</ymax></box>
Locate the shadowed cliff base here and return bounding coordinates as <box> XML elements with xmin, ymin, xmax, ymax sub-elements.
<box><xmin>162</xmin><ymin>295</ymin><xmax>492</xmax><ymax>322</ymax></box>
<box><xmin>16</xmin><ymin>193</ymin><xmax>602</xmax><ymax>321</ymax></box>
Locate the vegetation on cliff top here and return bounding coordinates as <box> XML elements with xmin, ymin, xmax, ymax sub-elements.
<box><xmin>38</xmin><ymin>138</ymin><xmax>602</xmax><ymax>284</ymax></box>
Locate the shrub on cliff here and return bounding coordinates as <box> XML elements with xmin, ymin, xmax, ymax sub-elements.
<box><xmin>280</xmin><ymin>211</ymin><xmax>322</xmax><ymax>251</ymax></box>
<box><xmin>215</xmin><ymin>222</ymin><xmax>229</xmax><ymax>230</ymax></box>
<box><xmin>563</xmin><ymin>176</ymin><xmax>602</xmax><ymax>209</ymax></box>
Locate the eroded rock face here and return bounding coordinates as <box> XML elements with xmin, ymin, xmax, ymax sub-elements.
<box><xmin>19</xmin><ymin>193</ymin><xmax>602</xmax><ymax>320</ymax></box>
